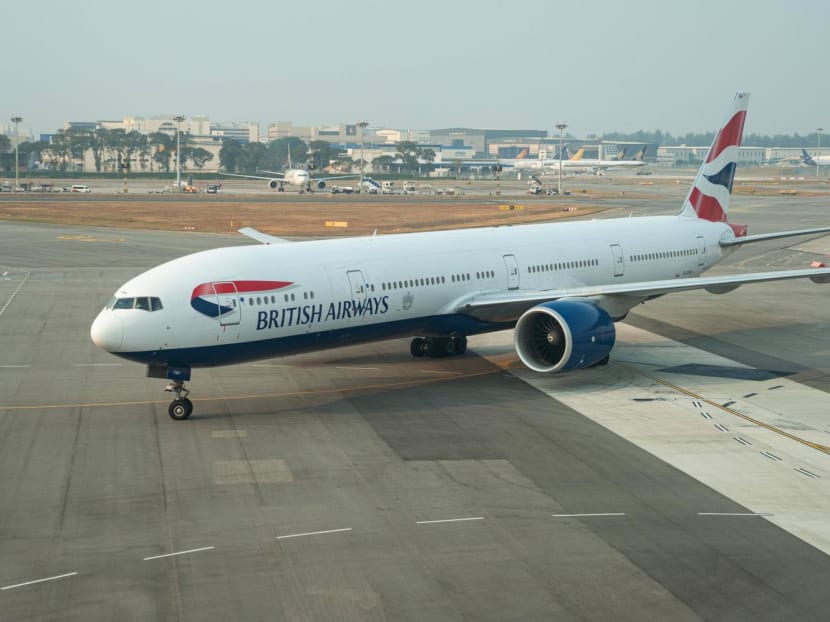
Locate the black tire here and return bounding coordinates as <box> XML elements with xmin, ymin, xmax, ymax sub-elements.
<box><xmin>443</xmin><ymin>338</ymin><xmax>456</xmax><ymax>356</ymax></box>
<box><xmin>455</xmin><ymin>337</ymin><xmax>467</xmax><ymax>355</ymax></box>
<box><xmin>168</xmin><ymin>398</ymin><xmax>193</xmax><ymax>420</ymax></box>
<box><xmin>410</xmin><ymin>337</ymin><xmax>426</xmax><ymax>357</ymax></box>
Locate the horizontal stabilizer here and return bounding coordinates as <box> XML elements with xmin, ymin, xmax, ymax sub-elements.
<box><xmin>238</xmin><ymin>227</ymin><xmax>290</xmax><ymax>244</ymax></box>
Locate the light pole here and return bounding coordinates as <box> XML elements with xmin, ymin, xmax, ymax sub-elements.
<box><xmin>11</xmin><ymin>115</ymin><xmax>22</xmax><ymax>191</ymax></box>
<box><xmin>817</xmin><ymin>127</ymin><xmax>823</xmax><ymax>177</ymax></box>
<box><xmin>357</xmin><ymin>120</ymin><xmax>368</xmax><ymax>188</ymax></box>
<box><xmin>173</xmin><ymin>115</ymin><xmax>185</xmax><ymax>191</ymax></box>
<box><xmin>555</xmin><ymin>123</ymin><xmax>567</xmax><ymax>196</ymax></box>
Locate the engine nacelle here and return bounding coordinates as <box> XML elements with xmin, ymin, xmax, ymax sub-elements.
<box><xmin>513</xmin><ymin>300</ymin><xmax>615</xmax><ymax>373</ymax></box>
<box><xmin>268</xmin><ymin>179</ymin><xmax>280</xmax><ymax>190</ymax></box>
<box><xmin>316</xmin><ymin>180</ymin><xmax>326</xmax><ymax>190</ymax></box>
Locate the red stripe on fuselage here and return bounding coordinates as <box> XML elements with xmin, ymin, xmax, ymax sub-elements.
<box><xmin>706</xmin><ymin>111</ymin><xmax>746</xmax><ymax>163</ymax></box>
<box><xmin>689</xmin><ymin>187</ymin><xmax>726</xmax><ymax>222</ymax></box>
<box><xmin>191</xmin><ymin>280</ymin><xmax>293</xmax><ymax>299</ymax></box>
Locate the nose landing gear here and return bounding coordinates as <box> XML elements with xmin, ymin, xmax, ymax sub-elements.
<box><xmin>147</xmin><ymin>365</ymin><xmax>194</xmax><ymax>420</ymax></box>
<box><xmin>165</xmin><ymin>380</ymin><xmax>192</xmax><ymax>420</ymax></box>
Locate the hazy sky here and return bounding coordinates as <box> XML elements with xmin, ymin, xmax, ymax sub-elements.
<box><xmin>4</xmin><ymin>0</ymin><xmax>828</xmax><ymax>139</ymax></box>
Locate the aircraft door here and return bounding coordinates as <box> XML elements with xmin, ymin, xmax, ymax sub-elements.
<box><xmin>697</xmin><ymin>236</ymin><xmax>706</xmax><ymax>267</ymax></box>
<box><xmin>346</xmin><ymin>269</ymin><xmax>367</xmax><ymax>302</ymax></box>
<box><xmin>211</xmin><ymin>281</ymin><xmax>241</xmax><ymax>326</ymax></box>
<box><xmin>345</xmin><ymin>269</ymin><xmax>369</xmax><ymax>326</ymax></box>
<box><xmin>503</xmin><ymin>254</ymin><xmax>520</xmax><ymax>290</ymax></box>
<box><xmin>610</xmin><ymin>244</ymin><xmax>625</xmax><ymax>277</ymax></box>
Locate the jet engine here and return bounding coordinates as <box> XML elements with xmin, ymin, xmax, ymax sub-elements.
<box><xmin>268</xmin><ymin>179</ymin><xmax>280</xmax><ymax>189</ymax></box>
<box><xmin>513</xmin><ymin>299</ymin><xmax>615</xmax><ymax>373</ymax></box>
<box><xmin>316</xmin><ymin>180</ymin><xmax>327</xmax><ymax>190</ymax></box>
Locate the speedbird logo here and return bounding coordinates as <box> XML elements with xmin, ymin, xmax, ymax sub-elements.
<box><xmin>190</xmin><ymin>280</ymin><xmax>293</xmax><ymax>317</ymax></box>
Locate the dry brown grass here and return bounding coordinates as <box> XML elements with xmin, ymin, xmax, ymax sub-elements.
<box><xmin>0</xmin><ymin>197</ymin><xmax>605</xmax><ymax>236</ymax></box>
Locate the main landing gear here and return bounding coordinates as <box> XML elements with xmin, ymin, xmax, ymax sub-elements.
<box><xmin>165</xmin><ymin>380</ymin><xmax>193</xmax><ymax>420</ymax></box>
<box><xmin>410</xmin><ymin>336</ymin><xmax>468</xmax><ymax>358</ymax></box>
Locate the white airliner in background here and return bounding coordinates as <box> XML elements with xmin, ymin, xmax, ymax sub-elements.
<box><xmin>801</xmin><ymin>149</ymin><xmax>830</xmax><ymax>167</ymax></box>
<box><xmin>512</xmin><ymin>147</ymin><xmax>586</xmax><ymax>171</ymax></box>
<box><xmin>546</xmin><ymin>145</ymin><xmax>649</xmax><ymax>174</ymax></box>
<box><xmin>91</xmin><ymin>92</ymin><xmax>830</xmax><ymax>420</ymax></box>
<box><xmin>220</xmin><ymin>149</ymin><xmax>357</xmax><ymax>193</ymax></box>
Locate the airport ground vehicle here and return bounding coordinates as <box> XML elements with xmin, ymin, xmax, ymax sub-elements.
<box><xmin>71</xmin><ymin>184</ymin><xmax>91</xmax><ymax>193</ymax></box>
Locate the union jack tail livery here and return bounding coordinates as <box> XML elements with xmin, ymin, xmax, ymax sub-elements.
<box><xmin>680</xmin><ymin>92</ymin><xmax>749</xmax><ymax>236</ymax></box>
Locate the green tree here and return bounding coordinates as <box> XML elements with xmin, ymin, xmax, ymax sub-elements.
<box><xmin>45</xmin><ymin>131</ymin><xmax>72</xmax><ymax>171</ymax></box>
<box><xmin>372</xmin><ymin>155</ymin><xmax>395</xmax><ymax>173</ymax></box>
<box><xmin>395</xmin><ymin>141</ymin><xmax>422</xmax><ymax>172</ymax></box>
<box><xmin>263</xmin><ymin>137</ymin><xmax>308</xmax><ymax>171</ymax></box>
<box><xmin>308</xmin><ymin>140</ymin><xmax>345</xmax><ymax>171</ymax></box>
<box><xmin>0</xmin><ymin>134</ymin><xmax>12</xmax><ymax>172</ymax></box>
<box><xmin>238</xmin><ymin>142</ymin><xmax>268</xmax><ymax>173</ymax></box>
<box><xmin>188</xmin><ymin>147</ymin><xmax>214</xmax><ymax>170</ymax></box>
<box><xmin>148</xmin><ymin>132</ymin><xmax>173</xmax><ymax>172</ymax></box>
<box><xmin>219</xmin><ymin>139</ymin><xmax>242</xmax><ymax>172</ymax></box>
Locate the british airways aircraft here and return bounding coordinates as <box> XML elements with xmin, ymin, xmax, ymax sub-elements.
<box><xmin>91</xmin><ymin>93</ymin><xmax>830</xmax><ymax>420</ymax></box>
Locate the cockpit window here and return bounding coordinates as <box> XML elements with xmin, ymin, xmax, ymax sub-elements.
<box><xmin>109</xmin><ymin>296</ymin><xmax>164</xmax><ymax>311</ymax></box>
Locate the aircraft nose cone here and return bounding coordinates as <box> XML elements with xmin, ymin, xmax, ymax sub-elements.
<box><xmin>90</xmin><ymin>311</ymin><xmax>123</xmax><ymax>351</ymax></box>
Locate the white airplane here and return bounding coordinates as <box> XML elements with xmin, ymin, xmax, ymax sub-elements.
<box><xmin>220</xmin><ymin>148</ymin><xmax>358</xmax><ymax>193</ymax></box>
<box><xmin>512</xmin><ymin>147</ymin><xmax>586</xmax><ymax>171</ymax></box>
<box><xmin>91</xmin><ymin>92</ymin><xmax>830</xmax><ymax>420</ymax></box>
<box><xmin>546</xmin><ymin>145</ymin><xmax>649</xmax><ymax>174</ymax></box>
<box><xmin>800</xmin><ymin>149</ymin><xmax>830</xmax><ymax>167</ymax></box>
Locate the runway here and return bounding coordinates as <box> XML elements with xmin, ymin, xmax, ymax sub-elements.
<box><xmin>2</xmin><ymin>194</ymin><xmax>830</xmax><ymax>620</ymax></box>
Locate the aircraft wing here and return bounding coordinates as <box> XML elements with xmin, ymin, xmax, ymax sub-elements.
<box><xmin>455</xmin><ymin>267</ymin><xmax>830</xmax><ymax>323</ymax></box>
<box><xmin>719</xmin><ymin>227</ymin><xmax>830</xmax><ymax>247</ymax></box>
<box><xmin>218</xmin><ymin>172</ymin><xmax>284</xmax><ymax>181</ymax></box>
<box><xmin>238</xmin><ymin>227</ymin><xmax>290</xmax><ymax>244</ymax></box>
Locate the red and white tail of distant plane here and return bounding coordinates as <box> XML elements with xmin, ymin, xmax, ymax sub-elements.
<box><xmin>91</xmin><ymin>92</ymin><xmax>830</xmax><ymax>420</ymax></box>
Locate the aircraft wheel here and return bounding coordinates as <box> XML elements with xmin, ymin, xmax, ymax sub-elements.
<box><xmin>168</xmin><ymin>398</ymin><xmax>193</xmax><ymax>420</ymax></box>
<box><xmin>455</xmin><ymin>337</ymin><xmax>467</xmax><ymax>355</ymax></box>
<box><xmin>410</xmin><ymin>337</ymin><xmax>426</xmax><ymax>357</ymax></box>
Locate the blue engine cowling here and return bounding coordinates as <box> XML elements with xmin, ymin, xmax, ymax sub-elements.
<box><xmin>513</xmin><ymin>300</ymin><xmax>616</xmax><ymax>373</ymax></box>
<box><xmin>317</xmin><ymin>180</ymin><xmax>326</xmax><ymax>189</ymax></box>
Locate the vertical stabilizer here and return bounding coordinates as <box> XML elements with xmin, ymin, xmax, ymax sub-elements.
<box><xmin>680</xmin><ymin>92</ymin><xmax>749</xmax><ymax>225</ymax></box>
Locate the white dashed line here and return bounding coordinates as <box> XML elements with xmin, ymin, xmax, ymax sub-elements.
<box><xmin>0</xmin><ymin>365</ymin><xmax>31</xmax><ymax>368</ymax></box>
<box><xmin>794</xmin><ymin>467</ymin><xmax>820</xmax><ymax>479</ymax></box>
<box><xmin>698</xmin><ymin>512</ymin><xmax>774</xmax><ymax>517</ymax></box>
<box><xmin>761</xmin><ymin>451</ymin><xmax>783</xmax><ymax>462</ymax></box>
<box><xmin>335</xmin><ymin>366</ymin><xmax>379</xmax><ymax>371</ymax></box>
<box><xmin>73</xmin><ymin>363</ymin><xmax>122</xmax><ymax>367</ymax></box>
<box><xmin>418</xmin><ymin>370</ymin><xmax>461</xmax><ymax>375</ymax></box>
<box><xmin>0</xmin><ymin>271</ymin><xmax>30</xmax><ymax>318</ymax></box>
<box><xmin>276</xmin><ymin>528</ymin><xmax>352</xmax><ymax>539</ymax></box>
<box><xmin>143</xmin><ymin>546</ymin><xmax>215</xmax><ymax>561</ymax></box>
<box><xmin>1</xmin><ymin>572</ymin><xmax>78</xmax><ymax>590</ymax></box>
<box><xmin>416</xmin><ymin>517</ymin><xmax>485</xmax><ymax>524</ymax></box>
<box><xmin>552</xmin><ymin>513</ymin><xmax>626</xmax><ymax>518</ymax></box>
